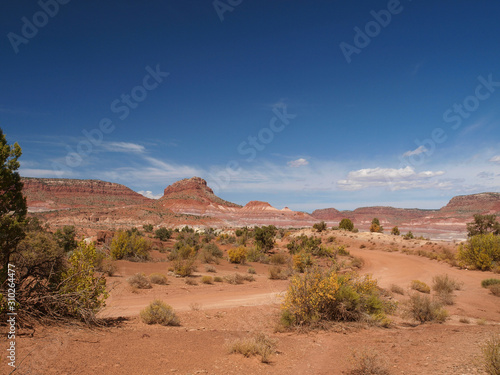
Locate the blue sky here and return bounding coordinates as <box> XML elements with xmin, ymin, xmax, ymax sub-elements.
<box><xmin>1</xmin><ymin>1</ymin><xmax>499</xmax><ymax>211</ymax></box>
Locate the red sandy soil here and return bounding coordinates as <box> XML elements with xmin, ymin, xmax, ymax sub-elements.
<box><xmin>5</xmin><ymin>230</ymin><xmax>500</xmax><ymax>375</ymax></box>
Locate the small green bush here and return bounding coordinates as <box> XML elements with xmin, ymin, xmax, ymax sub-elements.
<box><xmin>411</xmin><ymin>280</ymin><xmax>430</xmax><ymax>294</ymax></box>
<box><xmin>127</xmin><ymin>273</ymin><xmax>152</xmax><ymax>289</ymax></box>
<box><xmin>391</xmin><ymin>226</ymin><xmax>400</xmax><ymax>236</ymax></box>
<box><xmin>143</xmin><ymin>224</ymin><xmax>154</xmax><ymax>233</ymax></box>
<box><xmin>458</xmin><ymin>233</ymin><xmax>500</xmax><ymax>271</ymax></box>
<box><xmin>140</xmin><ymin>299</ymin><xmax>179</xmax><ymax>326</ymax></box>
<box><xmin>313</xmin><ymin>221</ymin><xmax>327</xmax><ymax>232</ymax></box>
<box><xmin>173</xmin><ymin>258</ymin><xmax>196</xmax><ymax>277</ymax></box>
<box><xmin>213</xmin><ymin>276</ymin><xmax>223</xmax><ymax>282</ymax></box>
<box><xmin>154</xmin><ymin>227</ymin><xmax>172</xmax><ymax>241</ymax></box>
<box><xmin>149</xmin><ymin>273</ymin><xmax>168</xmax><ymax>285</ymax></box>
<box><xmin>247</xmin><ymin>267</ymin><xmax>256</xmax><ymax>274</ymax></box>
<box><xmin>339</xmin><ymin>218</ymin><xmax>354</xmax><ymax>231</ymax></box>
<box><xmin>482</xmin><ymin>279</ymin><xmax>500</xmax><ymax>288</ymax></box>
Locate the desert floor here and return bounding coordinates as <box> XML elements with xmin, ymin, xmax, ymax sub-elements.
<box><xmin>7</xmin><ymin>230</ymin><xmax>500</xmax><ymax>375</ymax></box>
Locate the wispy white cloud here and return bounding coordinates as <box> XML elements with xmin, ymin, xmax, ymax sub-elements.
<box><xmin>489</xmin><ymin>155</ymin><xmax>500</xmax><ymax>164</ymax></box>
<box><xmin>287</xmin><ymin>158</ymin><xmax>309</xmax><ymax>167</ymax></box>
<box><xmin>402</xmin><ymin>145</ymin><xmax>428</xmax><ymax>157</ymax></box>
<box><xmin>19</xmin><ymin>168</ymin><xmax>75</xmax><ymax>178</ymax></box>
<box><xmin>337</xmin><ymin>166</ymin><xmax>446</xmax><ymax>191</ymax></box>
<box><xmin>102</xmin><ymin>142</ymin><xmax>145</xmax><ymax>153</ymax></box>
<box><xmin>137</xmin><ymin>190</ymin><xmax>163</xmax><ymax>199</ymax></box>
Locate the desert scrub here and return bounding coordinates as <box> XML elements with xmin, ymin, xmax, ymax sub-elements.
<box><xmin>201</xmin><ymin>275</ymin><xmax>213</xmax><ymax>284</ymax></box>
<box><xmin>488</xmin><ymin>284</ymin><xmax>500</xmax><ymax>297</ymax></box>
<box><xmin>482</xmin><ymin>279</ymin><xmax>500</xmax><ymax>288</ymax></box>
<box><xmin>280</xmin><ymin>267</ymin><xmax>395</xmax><ymax>327</ymax></box>
<box><xmin>292</xmin><ymin>251</ymin><xmax>313</xmax><ymax>273</ymax></box>
<box><xmin>390</xmin><ymin>284</ymin><xmax>405</xmax><ymax>295</ymax></box>
<box><xmin>228</xmin><ymin>333</ymin><xmax>277</xmax><ymax>363</ymax></box>
<box><xmin>173</xmin><ymin>258</ymin><xmax>195</xmax><ymax>277</ymax></box>
<box><xmin>213</xmin><ymin>276</ymin><xmax>223</xmax><ymax>282</ymax></box>
<box><xmin>247</xmin><ymin>267</ymin><xmax>256</xmax><ymax>274</ymax></box>
<box><xmin>432</xmin><ymin>274</ymin><xmax>461</xmax><ymax>294</ymax></box>
<box><xmin>348</xmin><ymin>350</ymin><xmax>390</xmax><ymax>375</ymax></box>
<box><xmin>410</xmin><ymin>280</ymin><xmax>430</xmax><ymax>294</ymax></box>
<box><xmin>110</xmin><ymin>230</ymin><xmax>151</xmax><ymax>261</ymax></box>
<box><xmin>149</xmin><ymin>273</ymin><xmax>168</xmax><ymax>285</ymax></box>
<box><xmin>481</xmin><ymin>335</ymin><xmax>500</xmax><ymax>375</ymax></box>
<box><xmin>127</xmin><ymin>273</ymin><xmax>152</xmax><ymax>289</ymax></box>
<box><xmin>268</xmin><ymin>266</ymin><xmax>288</xmax><ymax>280</ymax></box>
<box><xmin>403</xmin><ymin>293</ymin><xmax>448</xmax><ymax>323</ymax></box>
<box><xmin>205</xmin><ymin>265</ymin><xmax>216</xmax><ymax>273</ymax></box>
<box><xmin>224</xmin><ymin>273</ymin><xmax>254</xmax><ymax>284</ymax></box>
<box><xmin>140</xmin><ymin>299</ymin><xmax>179</xmax><ymax>326</ymax></box>
<box><xmin>228</xmin><ymin>246</ymin><xmax>247</xmax><ymax>264</ymax></box>
<box><xmin>458</xmin><ymin>233</ymin><xmax>500</xmax><ymax>271</ymax></box>
<box><xmin>269</xmin><ymin>252</ymin><xmax>288</xmax><ymax>265</ymax></box>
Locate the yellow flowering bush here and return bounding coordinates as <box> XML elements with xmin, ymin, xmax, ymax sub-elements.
<box><xmin>281</xmin><ymin>267</ymin><xmax>393</xmax><ymax>326</ymax></box>
<box><xmin>228</xmin><ymin>246</ymin><xmax>247</xmax><ymax>264</ymax></box>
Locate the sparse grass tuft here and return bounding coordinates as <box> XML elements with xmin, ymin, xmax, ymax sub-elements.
<box><xmin>270</xmin><ymin>253</ymin><xmax>288</xmax><ymax>265</ymax></box>
<box><xmin>140</xmin><ymin>299</ymin><xmax>180</xmax><ymax>326</ymax></box>
<box><xmin>459</xmin><ymin>317</ymin><xmax>470</xmax><ymax>324</ymax></box>
<box><xmin>205</xmin><ymin>265</ymin><xmax>216</xmax><ymax>273</ymax></box>
<box><xmin>228</xmin><ymin>333</ymin><xmax>277</xmax><ymax>363</ymax></box>
<box><xmin>201</xmin><ymin>275</ymin><xmax>213</xmax><ymax>284</ymax></box>
<box><xmin>403</xmin><ymin>293</ymin><xmax>448</xmax><ymax>323</ymax></box>
<box><xmin>149</xmin><ymin>273</ymin><xmax>168</xmax><ymax>285</ymax></box>
<box><xmin>488</xmin><ymin>284</ymin><xmax>500</xmax><ymax>297</ymax></box>
<box><xmin>268</xmin><ymin>266</ymin><xmax>288</xmax><ymax>280</ymax></box>
<box><xmin>390</xmin><ymin>284</ymin><xmax>405</xmax><ymax>295</ymax></box>
<box><xmin>481</xmin><ymin>335</ymin><xmax>500</xmax><ymax>375</ymax></box>
<box><xmin>127</xmin><ymin>273</ymin><xmax>152</xmax><ymax>289</ymax></box>
<box><xmin>247</xmin><ymin>267</ymin><xmax>256</xmax><ymax>274</ymax></box>
<box><xmin>432</xmin><ymin>274</ymin><xmax>461</xmax><ymax>294</ymax></box>
<box><xmin>410</xmin><ymin>280</ymin><xmax>430</xmax><ymax>294</ymax></box>
<box><xmin>213</xmin><ymin>276</ymin><xmax>223</xmax><ymax>282</ymax></box>
<box><xmin>348</xmin><ymin>350</ymin><xmax>390</xmax><ymax>375</ymax></box>
<box><xmin>482</xmin><ymin>279</ymin><xmax>500</xmax><ymax>288</ymax></box>
<box><xmin>185</xmin><ymin>278</ymin><xmax>198</xmax><ymax>286</ymax></box>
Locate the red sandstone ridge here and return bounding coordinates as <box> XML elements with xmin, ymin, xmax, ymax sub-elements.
<box><xmin>22</xmin><ymin>177</ymin><xmax>151</xmax><ymax>212</ymax></box>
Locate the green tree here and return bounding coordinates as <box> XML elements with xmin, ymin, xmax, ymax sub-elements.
<box><xmin>155</xmin><ymin>227</ymin><xmax>172</xmax><ymax>241</ymax></box>
<box><xmin>54</xmin><ymin>225</ymin><xmax>77</xmax><ymax>252</ymax></box>
<box><xmin>339</xmin><ymin>218</ymin><xmax>354</xmax><ymax>232</ymax></box>
<box><xmin>0</xmin><ymin>129</ymin><xmax>27</xmax><ymax>283</ymax></box>
<box><xmin>143</xmin><ymin>224</ymin><xmax>154</xmax><ymax>233</ymax></box>
<box><xmin>466</xmin><ymin>214</ymin><xmax>500</xmax><ymax>237</ymax></box>
<box><xmin>254</xmin><ymin>225</ymin><xmax>277</xmax><ymax>252</ymax></box>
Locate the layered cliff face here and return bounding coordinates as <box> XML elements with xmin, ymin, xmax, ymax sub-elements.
<box><xmin>158</xmin><ymin>178</ymin><xmax>315</xmax><ymax>226</ymax></box>
<box><xmin>22</xmin><ymin>177</ymin><xmax>152</xmax><ymax>211</ymax></box>
<box><xmin>438</xmin><ymin>193</ymin><xmax>500</xmax><ymax>216</ymax></box>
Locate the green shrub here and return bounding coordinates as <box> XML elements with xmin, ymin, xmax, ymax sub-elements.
<box><xmin>205</xmin><ymin>265</ymin><xmax>216</xmax><ymax>273</ymax></box>
<box><xmin>54</xmin><ymin>225</ymin><xmax>77</xmax><ymax>252</ymax></box>
<box><xmin>246</xmin><ymin>246</ymin><xmax>267</xmax><ymax>263</ymax></box>
<box><xmin>228</xmin><ymin>333</ymin><xmax>277</xmax><ymax>363</ymax></box>
<box><xmin>467</xmin><ymin>214</ymin><xmax>500</xmax><ymax>237</ymax></box>
<box><xmin>142</xmin><ymin>224</ymin><xmax>154</xmax><ymax>233</ymax></box>
<box><xmin>127</xmin><ymin>273</ymin><xmax>152</xmax><ymax>289</ymax></box>
<box><xmin>58</xmin><ymin>240</ymin><xmax>108</xmax><ymax>322</ymax></box>
<box><xmin>154</xmin><ymin>227</ymin><xmax>172</xmax><ymax>241</ymax></box>
<box><xmin>254</xmin><ymin>225</ymin><xmax>277</xmax><ymax>252</ymax></box>
<box><xmin>281</xmin><ymin>268</ymin><xmax>394</xmax><ymax>326</ymax></box>
<box><xmin>337</xmin><ymin>245</ymin><xmax>350</xmax><ymax>256</ymax></box>
<box><xmin>482</xmin><ymin>279</ymin><xmax>500</xmax><ymax>288</ymax></box>
<box><xmin>391</xmin><ymin>226</ymin><xmax>400</xmax><ymax>236</ymax></box>
<box><xmin>213</xmin><ymin>276</ymin><xmax>223</xmax><ymax>282</ymax></box>
<box><xmin>149</xmin><ymin>273</ymin><xmax>168</xmax><ymax>285</ymax></box>
<box><xmin>313</xmin><ymin>221</ymin><xmax>327</xmax><ymax>232</ymax></box>
<box><xmin>228</xmin><ymin>246</ymin><xmax>247</xmax><ymax>264</ymax></box>
<box><xmin>201</xmin><ymin>275</ymin><xmax>213</xmax><ymax>284</ymax></box>
<box><xmin>110</xmin><ymin>230</ymin><xmax>151</xmax><ymax>261</ymax></box>
<box><xmin>403</xmin><ymin>231</ymin><xmax>415</xmax><ymax>240</ymax></box>
<box><xmin>411</xmin><ymin>280</ymin><xmax>430</xmax><ymax>294</ymax></box>
<box><xmin>339</xmin><ymin>218</ymin><xmax>354</xmax><ymax>231</ymax></box>
<box><xmin>403</xmin><ymin>293</ymin><xmax>448</xmax><ymax>323</ymax></box>
<box><xmin>247</xmin><ymin>267</ymin><xmax>256</xmax><ymax>274</ymax></box>
<box><xmin>140</xmin><ymin>299</ymin><xmax>179</xmax><ymax>326</ymax></box>
<box><xmin>458</xmin><ymin>233</ymin><xmax>500</xmax><ymax>271</ymax></box>
<box><xmin>481</xmin><ymin>335</ymin><xmax>500</xmax><ymax>375</ymax></box>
